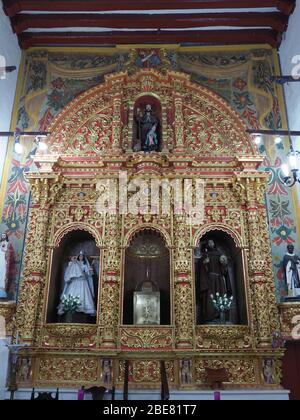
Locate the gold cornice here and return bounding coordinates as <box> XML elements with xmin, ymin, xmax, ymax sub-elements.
<box><xmin>25</xmin><ymin>44</ymin><xmax>273</xmax><ymax>55</ymax></box>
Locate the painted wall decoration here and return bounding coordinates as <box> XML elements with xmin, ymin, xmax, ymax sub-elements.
<box><xmin>0</xmin><ymin>46</ymin><xmax>298</xmax><ymax>301</ymax></box>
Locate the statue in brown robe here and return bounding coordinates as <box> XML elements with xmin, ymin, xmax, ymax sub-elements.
<box><xmin>197</xmin><ymin>239</ymin><xmax>232</xmax><ymax>323</ymax></box>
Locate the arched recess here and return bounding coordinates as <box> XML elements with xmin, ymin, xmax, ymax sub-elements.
<box><xmin>123</xmin><ymin>224</ymin><xmax>172</xmax><ymax>250</ymax></box>
<box><xmin>194</xmin><ymin>226</ymin><xmax>248</xmax><ymax>326</ymax></box>
<box><xmin>46</xmin><ymin>228</ymin><xmax>101</xmax><ymax>324</ymax></box>
<box><xmin>122</xmin><ymin>228</ymin><xmax>171</xmax><ymax>326</ymax></box>
<box><xmin>52</xmin><ymin>222</ymin><xmax>103</xmax><ymax>249</ymax></box>
<box><xmin>193</xmin><ymin>223</ymin><xmax>244</xmax><ymax>250</ymax></box>
<box><xmin>132</xmin><ymin>94</ymin><xmax>162</xmax><ymax>152</ymax></box>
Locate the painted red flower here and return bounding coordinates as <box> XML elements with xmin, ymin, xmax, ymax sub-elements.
<box><xmin>273</xmin><ymin>237</ymin><xmax>283</xmax><ymax>246</ymax></box>
<box><xmin>233</xmin><ymin>78</ymin><xmax>247</xmax><ymax>91</ymax></box>
<box><xmin>2</xmin><ymin>204</ymin><xmax>14</xmax><ymax>220</ymax></box>
<box><xmin>52</xmin><ymin>77</ymin><xmax>65</xmax><ymax>89</ymax></box>
<box><xmin>277</xmin><ymin>267</ymin><xmax>284</xmax><ymax>281</ymax></box>
<box><xmin>39</xmin><ymin>108</ymin><xmax>54</xmax><ymax>131</ymax></box>
<box><xmin>14</xmin><ymin>230</ymin><xmax>25</xmax><ymax>240</ymax></box>
<box><xmin>273</xmin><ymin>157</ymin><xmax>282</xmax><ymax>168</ymax></box>
<box><xmin>268</xmin><ymin>180</ymin><xmax>288</xmax><ymax>195</ymax></box>
<box><xmin>270</xmin><ymin>217</ymin><xmax>281</xmax><ymax>227</ymax></box>
<box><xmin>242</xmin><ymin>108</ymin><xmax>259</xmax><ymax>129</ymax></box>
<box><xmin>283</xmin><ymin>217</ymin><xmax>294</xmax><ymax>227</ymax></box>
<box><xmin>7</xmin><ymin>178</ymin><xmax>28</xmax><ymax>194</ymax></box>
<box><xmin>272</xmin><ymin>225</ymin><xmax>295</xmax><ymax>246</ymax></box>
<box><xmin>12</xmin><ymin>158</ymin><xmax>33</xmax><ymax>169</ymax></box>
<box><xmin>17</xmin><ymin>203</ymin><xmax>27</xmax><ymax>220</ymax></box>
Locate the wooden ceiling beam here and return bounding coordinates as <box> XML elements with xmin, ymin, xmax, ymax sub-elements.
<box><xmin>277</xmin><ymin>0</ymin><xmax>296</xmax><ymax>14</ymax></box>
<box><xmin>11</xmin><ymin>12</ymin><xmax>289</xmax><ymax>34</ymax></box>
<box><xmin>2</xmin><ymin>0</ymin><xmax>296</xmax><ymax>17</ymax></box>
<box><xmin>19</xmin><ymin>29</ymin><xmax>282</xmax><ymax>49</ymax></box>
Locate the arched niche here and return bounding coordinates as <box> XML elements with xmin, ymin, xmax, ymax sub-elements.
<box><xmin>132</xmin><ymin>95</ymin><xmax>162</xmax><ymax>152</ymax></box>
<box><xmin>123</xmin><ymin>228</ymin><xmax>171</xmax><ymax>325</ymax></box>
<box><xmin>46</xmin><ymin>229</ymin><xmax>100</xmax><ymax>324</ymax></box>
<box><xmin>194</xmin><ymin>229</ymin><xmax>248</xmax><ymax>326</ymax></box>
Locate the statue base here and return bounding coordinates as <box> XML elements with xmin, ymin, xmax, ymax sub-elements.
<box><xmin>59</xmin><ymin>312</ymin><xmax>96</xmax><ymax>324</ymax></box>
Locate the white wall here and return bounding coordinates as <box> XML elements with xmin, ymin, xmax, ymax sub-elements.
<box><xmin>0</xmin><ymin>2</ymin><xmax>20</xmax><ymax>400</ymax></box>
<box><xmin>280</xmin><ymin>1</ymin><xmax>300</xmax><ymax>150</ymax></box>
<box><xmin>0</xmin><ymin>1</ymin><xmax>21</xmax><ymax>186</ymax></box>
<box><xmin>280</xmin><ymin>0</ymin><xmax>300</xmax><ymax>204</ymax></box>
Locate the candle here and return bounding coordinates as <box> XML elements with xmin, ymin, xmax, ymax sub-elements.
<box><xmin>214</xmin><ymin>391</ymin><xmax>221</xmax><ymax>401</ymax></box>
<box><xmin>77</xmin><ymin>387</ymin><xmax>85</xmax><ymax>401</ymax></box>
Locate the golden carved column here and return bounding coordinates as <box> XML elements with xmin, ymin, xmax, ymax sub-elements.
<box><xmin>173</xmin><ymin>94</ymin><xmax>185</xmax><ymax>153</ymax></box>
<box><xmin>111</xmin><ymin>95</ymin><xmax>122</xmax><ymax>154</ymax></box>
<box><xmin>16</xmin><ymin>176</ymin><xmax>62</xmax><ymax>344</ymax></box>
<box><xmin>100</xmin><ymin>214</ymin><xmax>121</xmax><ymax>348</ymax></box>
<box><xmin>235</xmin><ymin>174</ymin><xmax>280</xmax><ymax>348</ymax></box>
<box><xmin>173</xmin><ymin>215</ymin><xmax>194</xmax><ymax>349</ymax></box>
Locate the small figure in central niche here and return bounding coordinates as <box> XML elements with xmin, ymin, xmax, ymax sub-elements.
<box><xmin>57</xmin><ymin>251</ymin><xmax>96</xmax><ymax>317</ymax></box>
<box><xmin>134</xmin><ymin>103</ymin><xmax>160</xmax><ymax>152</ymax></box>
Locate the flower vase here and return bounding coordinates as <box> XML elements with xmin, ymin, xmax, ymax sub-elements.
<box><xmin>219</xmin><ymin>311</ymin><xmax>226</xmax><ymax>325</ymax></box>
<box><xmin>65</xmin><ymin>312</ymin><xmax>73</xmax><ymax>324</ymax></box>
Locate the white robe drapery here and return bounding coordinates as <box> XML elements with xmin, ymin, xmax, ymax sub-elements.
<box><xmin>58</xmin><ymin>258</ymin><xmax>96</xmax><ymax>316</ymax></box>
<box><xmin>0</xmin><ymin>241</ymin><xmax>8</xmax><ymax>298</ymax></box>
<box><xmin>285</xmin><ymin>258</ymin><xmax>300</xmax><ymax>298</ymax></box>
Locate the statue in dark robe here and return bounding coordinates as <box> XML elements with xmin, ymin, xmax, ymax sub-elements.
<box><xmin>197</xmin><ymin>239</ymin><xmax>233</xmax><ymax>323</ymax></box>
<box><xmin>283</xmin><ymin>245</ymin><xmax>300</xmax><ymax>298</ymax></box>
<box><xmin>134</xmin><ymin>104</ymin><xmax>160</xmax><ymax>152</ymax></box>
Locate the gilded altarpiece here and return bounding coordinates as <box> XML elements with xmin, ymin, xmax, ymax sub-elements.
<box><xmin>10</xmin><ymin>67</ymin><xmax>285</xmax><ymax>390</ymax></box>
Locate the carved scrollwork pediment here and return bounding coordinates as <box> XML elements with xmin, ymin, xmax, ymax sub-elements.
<box><xmin>37</xmin><ymin>69</ymin><xmax>258</xmax><ymax>164</ymax></box>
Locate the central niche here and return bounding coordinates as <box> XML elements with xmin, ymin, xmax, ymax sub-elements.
<box><xmin>132</xmin><ymin>95</ymin><xmax>162</xmax><ymax>152</ymax></box>
<box><xmin>123</xmin><ymin>229</ymin><xmax>171</xmax><ymax>325</ymax></box>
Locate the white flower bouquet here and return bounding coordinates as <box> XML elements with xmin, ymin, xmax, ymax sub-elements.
<box><xmin>210</xmin><ymin>293</ymin><xmax>233</xmax><ymax>313</ymax></box>
<box><xmin>61</xmin><ymin>294</ymin><xmax>81</xmax><ymax>315</ymax></box>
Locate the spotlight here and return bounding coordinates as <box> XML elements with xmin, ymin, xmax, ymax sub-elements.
<box><xmin>254</xmin><ymin>135</ymin><xmax>262</xmax><ymax>145</ymax></box>
<box><xmin>281</xmin><ymin>163</ymin><xmax>290</xmax><ymax>178</ymax></box>
<box><xmin>36</xmin><ymin>136</ymin><xmax>48</xmax><ymax>151</ymax></box>
<box><xmin>281</xmin><ymin>151</ymin><xmax>300</xmax><ymax>187</ymax></box>
<box><xmin>289</xmin><ymin>152</ymin><xmax>298</xmax><ymax>170</ymax></box>
<box><xmin>275</xmin><ymin>136</ymin><xmax>282</xmax><ymax>144</ymax></box>
<box><xmin>14</xmin><ymin>138</ymin><xmax>23</xmax><ymax>154</ymax></box>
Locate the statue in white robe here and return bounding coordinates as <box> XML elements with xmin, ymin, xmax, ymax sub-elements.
<box><xmin>283</xmin><ymin>245</ymin><xmax>300</xmax><ymax>298</ymax></box>
<box><xmin>0</xmin><ymin>234</ymin><xmax>9</xmax><ymax>299</ymax></box>
<box><xmin>58</xmin><ymin>252</ymin><xmax>96</xmax><ymax>316</ymax></box>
